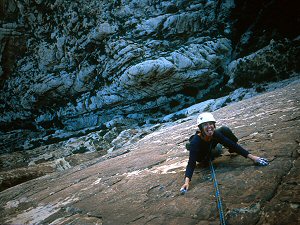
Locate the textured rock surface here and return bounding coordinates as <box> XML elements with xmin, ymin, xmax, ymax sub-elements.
<box><xmin>0</xmin><ymin>0</ymin><xmax>299</xmax><ymax>211</ymax></box>
<box><xmin>0</xmin><ymin>77</ymin><xmax>297</xmax><ymax>192</ymax></box>
<box><xmin>0</xmin><ymin>79</ymin><xmax>299</xmax><ymax>225</ymax></box>
<box><xmin>0</xmin><ymin>0</ymin><xmax>299</xmax><ymax>155</ymax></box>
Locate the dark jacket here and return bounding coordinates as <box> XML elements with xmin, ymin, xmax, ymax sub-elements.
<box><xmin>185</xmin><ymin>129</ymin><xmax>249</xmax><ymax>180</ymax></box>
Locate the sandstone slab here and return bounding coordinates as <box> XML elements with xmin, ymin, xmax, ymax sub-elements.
<box><xmin>0</xmin><ymin>81</ymin><xmax>299</xmax><ymax>224</ymax></box>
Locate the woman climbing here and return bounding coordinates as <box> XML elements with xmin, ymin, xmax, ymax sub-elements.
<box><xmin>180</xmin><ymin>112</ymin><xmax>269</xmax><ymax>192</ymax></box>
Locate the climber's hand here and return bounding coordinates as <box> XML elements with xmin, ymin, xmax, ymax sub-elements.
<box><xmin>255</xmin><ymin>157</ymin><xmax>269</xmax><ymax>166</ymax></box>
<box><xmin>180</xmin><ymin>180</ymin><xmax>189</xmax><ymax>195</ymax></box>
<box><xmin>180</xmin><ymin>186</ymin><xmax>187</xmax><ymax>195</ymax></box>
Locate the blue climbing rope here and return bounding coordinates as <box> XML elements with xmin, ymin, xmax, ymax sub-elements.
<box><xmin>209</xmin><ymin>159</ymin><xmax>226</xmax><ymax>225</ymax></box>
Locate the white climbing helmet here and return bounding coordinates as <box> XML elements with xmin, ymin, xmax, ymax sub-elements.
<box><xmin>197</xmin><ymin>112</ymin><xmax>216</xmax><ymax>126</ymax></box>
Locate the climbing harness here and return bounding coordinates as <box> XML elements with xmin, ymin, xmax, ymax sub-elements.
<box><xmin>209</xmin><ymin>159</ymin><xmax>226</xmax><ymax>225</ymax></box>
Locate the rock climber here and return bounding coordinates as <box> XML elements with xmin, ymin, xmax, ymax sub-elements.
<box><xmin>180</xmin><ymin>112</ymin><xmax>268</xmax><ymax>193</ymax></box>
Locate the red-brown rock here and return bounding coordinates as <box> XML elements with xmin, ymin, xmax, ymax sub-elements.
<box><xmin>0</xmin><ymin>81</ymin><xmax>299</xmax><ymax>224</ymax></box>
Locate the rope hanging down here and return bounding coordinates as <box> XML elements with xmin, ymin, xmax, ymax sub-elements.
<box><xmin>209</xmin><ymin>159</ymin><xmax>226</xmax><ymax>225</ymax></box>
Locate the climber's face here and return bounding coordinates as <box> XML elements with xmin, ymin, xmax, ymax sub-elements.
<box><xmin>202</xmin><ymin>122</ymin><xmax>215</xmax><ymax>137</ymax></box>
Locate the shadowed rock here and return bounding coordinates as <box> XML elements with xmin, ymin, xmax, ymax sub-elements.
<box><xmin>1</xmin><ymin>1</ymin><xmax>299</xmax><ymax>152</ymax></box>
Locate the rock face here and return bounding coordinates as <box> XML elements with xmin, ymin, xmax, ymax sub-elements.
<box><xmin>0</xmin><ymin>80</ymin><xmax>299</xmax><ymax>225</ymax></box>
<box><xmin>0</xmin><ymin>0</ymin><xmax>299</xmax><ymax>219</ymax></box>
<box><xmin>0</xmin><ymin>0</ymin><xmax>299</xmax><ymax>154</ymax></box>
